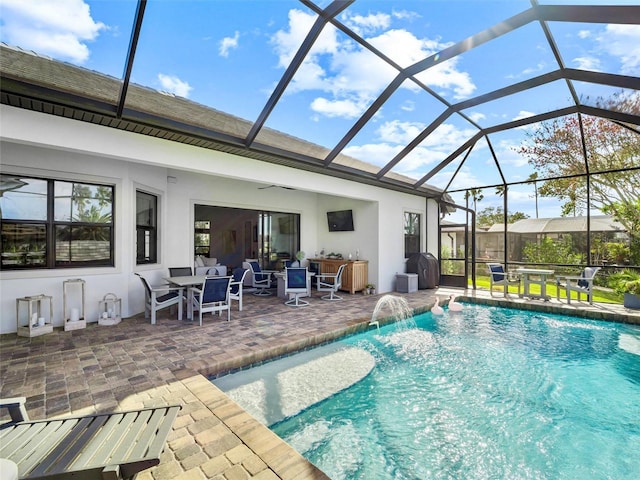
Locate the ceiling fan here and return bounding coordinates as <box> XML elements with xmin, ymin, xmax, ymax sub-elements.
<box><xmin>258</xmin><ymin>184</ymin><xmax>296</xmax><ymax>190</ymax></box>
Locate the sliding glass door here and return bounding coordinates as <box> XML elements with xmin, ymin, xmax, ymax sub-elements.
<box><xmin>194</xmin><ymin>205</ymin><xmax>299</xmax><ymax>270</ymax></box>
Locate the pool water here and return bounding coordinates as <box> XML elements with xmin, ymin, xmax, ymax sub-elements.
<box><xmin>268</xmin><ymin>305</ymin><xmax>640</xmax><ymax>480</ymax></box>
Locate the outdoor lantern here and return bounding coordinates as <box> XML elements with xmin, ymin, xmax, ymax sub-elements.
<box><xmin>63</xmin><ymin>278</ymin><xmax>86</xmax><ymax>331</ymax></box>
<box><xmin>16</xmin><ymin>294</ymin><xmax>54</xmax><ymax>337</ymax></box>
<box><xmin>98</xmin><ymin>293</ymin><xmax>122</xmax><ymax>325</ymax></box>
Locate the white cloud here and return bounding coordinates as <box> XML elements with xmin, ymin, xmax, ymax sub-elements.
<box><xmin>391</xmin><ymin>9</ymin><xmax>420</xmax><ymax>22</ymax></box>
<box><xmin>578</xmin><ymin>29</ymin><xmax>592</xmax><ymax>39</ymax></box>
<box><xmin>468</xmin><ymin>112</ymin><xmax>486</xmax><ymax>123</ymax></box>
<box><xmin>0</xmin><ymin>0</ymin><xmax>106</xmax><ymax>63</ymax></box>
<box><xmin>597</xmin><ymin>24</ymin><xmax>640</xmax><ymax>75</ymax></box>
<box><xmin>343</xmin><ymin>12</ymin><xmax>391</xmax><ymax>36</ymax></box>
<box><xmin>270</xmin><ymin>8</ymin><xmax>476</xmax><ymax>120</ymax></box>
<box><xmin>573</xmin><ymin>56</ymin><xmax>602</xmax><ymax>71</ymax></box>
<box><xmin>310</xmin><ymin>97</ymin><xmax>366</xmax><ymax>119</ymax></box>
<box><xmin>377</xmin><ymin>120</ymin><xmax>425</xmax><ymax>144</ymax></box>
<box><xmin>513</xmin><ymin>110</ymin><xmax>535</xmax><ymax>121</ymax></box>
<box><xmin>345</xmin><ymin>120</ymin><xmax>479</xmax><ymax>178</ymax></box>
<box><xmin>401</xmin><ymin>101</ymin><xmax>415</xmax><ymax>112</ymax></box>
<box><xmin>219</xmin><ymin>31</ymin><xmax>240</xmax><ymax>58</ymax></box>
<box><xmin>343</xmin><ymin>143</ymin><xmax>404</xmax><ymax>167</ymax></box>
<box><xmin>272</xmin><ymin>9</ymin><xmax>338</xmax><ymax>68</ymax></box>
<box><xmin>158</xmin><ymin>74</ymin><xmax>193</xmax><ymax>98</ymax></box>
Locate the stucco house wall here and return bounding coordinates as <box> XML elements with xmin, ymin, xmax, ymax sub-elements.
<box><xmin>0</xmin><ymin>105</ymin><xmax>434</xmax><ymax>334</ymax></box>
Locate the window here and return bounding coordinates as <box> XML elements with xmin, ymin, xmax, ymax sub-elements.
<box><xmin>194</xmin><ymin>220</ymin><xmax>211</xmax><ymax>257</ymax></box>
<box><xmin>404</xmin><ymin>212</ymin><xmax>421</xmax><ymax>258</ymax></box>
<box><xmin>1</xmin><ymin>175</ymin><xmax>114</xmax><ymax>269</ymax></box>
<box><xmin>136</xmin><ymin>190</ymin><xmax>157</xmax><ymax>264</ymax></box>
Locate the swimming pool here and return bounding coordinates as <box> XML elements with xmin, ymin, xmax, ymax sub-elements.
<box><xmin>215</xmin><ymin>303</ymin><xmax>640</xmax><ymax>480</ymax></box>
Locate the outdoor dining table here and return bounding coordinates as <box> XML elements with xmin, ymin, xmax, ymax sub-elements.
<box><xmin>165</xmin><ymin>274</ymin><xmax>214</xmax><ymax>320</ymax></box>
<box><xmin>515</xmin><ymin>268</ymin><xmax>555</xmax><ymax>301</ymax></box>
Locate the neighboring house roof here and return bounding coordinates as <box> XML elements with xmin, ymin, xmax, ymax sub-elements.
<box><xmin>486</xmin><ymin>215</ymin><xmax>624</xmax><ymax>233</ymax></box>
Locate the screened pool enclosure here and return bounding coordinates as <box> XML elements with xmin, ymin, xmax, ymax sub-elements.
<box><xmin>1</xmin><ymin>1</ymin><xmax>638</xmax><ymax>304</ymax></box>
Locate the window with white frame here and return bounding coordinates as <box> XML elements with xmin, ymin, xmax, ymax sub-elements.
<box><xmin>136</xmin><ymin>190</ymin><xmax>158</xmax><ymax>264</ymax></box>
<box><xmin>0</xmin><ymin>175</ymin><xmax>114</xmax><ymax>269</ymax></box>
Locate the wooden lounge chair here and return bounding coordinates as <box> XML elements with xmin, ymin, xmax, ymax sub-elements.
<box><xmin>0</xmin><ymin>397</ymin><xmax>180</xmax><ymax>480</ymax></box>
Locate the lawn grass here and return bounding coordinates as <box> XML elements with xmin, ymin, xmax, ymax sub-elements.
<box><xmin>473</xmin><ymin>275</ymin><xmax>622</xmax><ymax>304</ymax></box>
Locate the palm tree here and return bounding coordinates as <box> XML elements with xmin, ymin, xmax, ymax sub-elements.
<box><xmin>464</xmin><ymin>188</ymin><xmax>484</xmax><ymax>215</ymax></box>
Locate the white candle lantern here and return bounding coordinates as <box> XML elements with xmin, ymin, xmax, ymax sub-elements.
<box><xmin>64</xmin><ymin>278</ymin><xmax>86</xmax><ymax>331</ymax></box>
<box><xmin>16</xmin><ymin>294</ymin><xmax>54</xmax><ymax>337</ymax></box>
<box><xmin>98</xmin><ymin>293</ymin><xmax>122</xmax><ymax>326</ymax></box>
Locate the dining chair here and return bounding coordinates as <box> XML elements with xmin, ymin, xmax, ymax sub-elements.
<box><xmin>135</xmin><ymin>273</ymin><xmax>184</xmax><ymax>324</ymax></box>
<box><xmin>247</xmin><ymin>261</ymin><xmax>275</xmax><ymax>296</ymax></box>
<box><xmin>284</xmin><ymin>267</ymin><xmax>310</xmax><ymax>307</ymax></box>
<box><xmin>229</xmin><ymin>267</ymin><xmax>249</xmax><ymax>311</ymax></box>
<box><xmin>556</xmin><ymin>266</ymin><xmax>601</xmax><ymax>304</ymax></box>
<box><xmin>487</xmin><ymin>263</ymin><xmax>520</xmax><ymax>297</ymax></box>
<box><xmin>169</xmin><ymin>266</ymin><xmax>193</xmax><ymax>277</ymax></box>
<box><xmin>190</xmin><ymin>276</ymin><xmax>232</xmax><ymax>325</ymax></box>
<box><xmin>317</xmin><ymin>263</ymin><xmax>347</xmax><ymax>301</ymax></box>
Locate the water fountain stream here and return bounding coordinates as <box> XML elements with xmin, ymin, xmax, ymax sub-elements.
<box><xmin>369</xmin><ymin>294</ymin><xmax>415</xmax><ymax>330</ymax></box>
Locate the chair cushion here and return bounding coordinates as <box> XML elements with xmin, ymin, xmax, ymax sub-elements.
<box><xmin>250</xmin><ymin>261</ymin><xmax>268</xmax><ymax>281</ymax></box>
<box><xmin>195</xmin><ymin>256</ymin><xmax>205</xmax><ymax>267</ymax></box>
<box><xmin>203</xmin><ymin>257</ymin><xmax>218</xmax><ymax>267</ymax></box>
<box><xmin>230</xmin><ymin>268</ymin><xmax>245</xmax><ymax>294</ymax></box>
<box><xmin>202</xmin><ymin>278</ymin><xmax>229</xmax><ymax>303</ymax></box>
<box><xmin>157</xmin><ymin>291</ymin><xmax>179</xmax><ymax>303</ymax></box>
<box><xmin>489</xmin><ymin>264</ymin><xmax>505</xmax><ymax>281</ymax></box>
<box><xmin>286</xmin><ymin>268</ymin><xmax>307</xmax><ymax>289</ymax></box>
<box><xmin>578</xmin><ymin>267</ymin><xmax>593</xmax><ymax>287</ymax></box>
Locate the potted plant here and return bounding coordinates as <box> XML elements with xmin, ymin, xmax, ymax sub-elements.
<box><xmin>365</xmin><ymin>283</ymin><xmax>375</xmax><ymax>295</ymax></box>
<box><xmin>293</xmin><ymin>250</ymin><xmax>305</xmax><ymax>267</ymax></box>
<box><xmin>611</xmin><ymin>269</ymin><xmax>640</xmax><ymax>309</ymax></box>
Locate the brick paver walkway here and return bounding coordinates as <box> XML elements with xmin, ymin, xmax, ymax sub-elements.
<box><xmin>1</xmin><ymin>287</ymin><xmax>637</xmax><ymax>479</ymax></box>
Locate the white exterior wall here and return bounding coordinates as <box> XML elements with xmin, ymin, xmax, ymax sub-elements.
<box><xmin>0</xmin><ymin>105</ymin><xmax>434</xmax><ymax>334</ymax></box>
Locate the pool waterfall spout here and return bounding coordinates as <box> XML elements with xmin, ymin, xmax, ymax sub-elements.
<box><xmin>369</xmin><ymin>294</ymin><xmax>414</xmax><ymax>330</ymax></box>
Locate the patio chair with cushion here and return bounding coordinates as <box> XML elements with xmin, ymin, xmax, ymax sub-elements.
<box><xmin>135</xmin><ymin>273</ymin><xmax>184</xmax><ymax>325</ymax></box>
<box><xmin>229</xmin><ymin>267</ymin><xmax>249</xmax><ymax>311</ymax></box>
<box><xmin>284</xmin><ymin>267</ymin><xmax>310</xmax><ymax>307</ymax></box>
<box><xmin>556</xmin><ymin>266</ymin><xmax>601</xmax><ymax>304</ymax></box>
<box><xmin>246</xmin><ymin>261</ymin><xmax>276</xmax><ymax>296</ymax></box>
<box><xmin>0</xmin><ymin>396</ymin><xmax>180</xmax><ymax>480</ymax></box>
<box><xmin>190</xmin><ymin>276</ymin><xmax>233</xmax><ymax>325</ymax></box>
<box><xmin>168</xmin><ymin>267</ymin><xmax>193</xmax><ymax>277</ymax></box>
<box><xmin>487</xmin><ymin>263</ymin><xmax>520</xmax><ymax>297</ymax></box>
<box><xmin>317</xmin><ymin>263</ymin><xmax>347</xmax><ymax>301</ymax></box>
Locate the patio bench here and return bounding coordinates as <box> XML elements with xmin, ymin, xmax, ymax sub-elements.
<box><xmin>0</xmin><ymin>397</ymin><xmax>180</xmax><ymax>480</ymax></box>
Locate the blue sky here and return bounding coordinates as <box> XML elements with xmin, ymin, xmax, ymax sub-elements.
<box><xmin>1</xmin><ymin>0</ymin><xmax>638</xmax><ymax>220</ymax></box>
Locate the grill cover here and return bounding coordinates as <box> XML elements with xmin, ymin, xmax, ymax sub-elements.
<box><xmin>406</xmin><ymin>252</ymin><xmax>439</xmax><ymax>289</ymax></box>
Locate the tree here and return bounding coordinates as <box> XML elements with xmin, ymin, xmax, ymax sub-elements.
<box><xmin>464</xmin><ymin>188</ymin><xmax>484</xmax><ymax>215</ymax></box>
<box><xmin>477</xmin><ymin>206</ymin><xmax>529</xmax><ymax>226</ymax></box>
<box><xmin>522</xmin><ymin>236</ymin><xmax>583</xmax><ymax>266</ymax></box>
<box><xmin>517</xmin><ymin>91</ymin><xmax>640</xmax><ymax>263</ymax></box>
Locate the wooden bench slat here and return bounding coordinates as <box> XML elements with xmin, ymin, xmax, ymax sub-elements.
<box><xmin>109</xmin><ymin>410</ymin><xmax>155</xmax><ymax>462</ymax></box>
<box><xmin>28</xmin><ymin>417</ymin><xmax>95</xmax><ymax>477</ymax></box>
<box><xmin>47</xmin><ymin>415</ymin><xmax>111</xmax><ymax>474</ymax></box>
<box><xmin>129</xmin><ymin>406</ymin><xmax>179</xmax><ymax>459</ymax></box>
<box><xmin>0</xmin><ymin>405</ymin><xmax>180</xmax><ymax>480</ymax></box>
<box><xmin>71</xmin><ymin>413</ymin><xmax>126</xmax><ymax>468</ymax></box>
<box><xmin>0</xmin><ymin>422</ymin><xmax>44</xmax><ymax>454</ymax></box>
<box><xmin>2</xmin><ymin>420</ymin><xmax>77</xmax><ymax>476</ymax></box>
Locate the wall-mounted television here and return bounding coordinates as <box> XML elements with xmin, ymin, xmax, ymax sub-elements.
<box><xmin>327</xmin><ymin>210</ymin><xmax>354</xmax><ymax>232</ymax></box>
